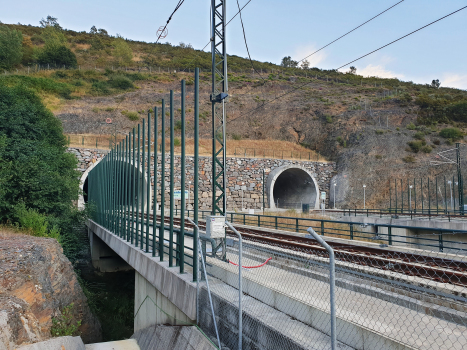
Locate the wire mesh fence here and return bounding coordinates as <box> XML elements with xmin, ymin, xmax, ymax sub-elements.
<box><xmin>196</xmin><ymin>222</ymin><xmax>467</xmax><ymax>350</ymax></box>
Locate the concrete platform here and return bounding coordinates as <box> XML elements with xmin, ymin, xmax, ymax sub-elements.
<box><xmin>17</xmin><ymin>336</ymin><xmax>85</xmax><ymax>350</ymax></box>
<box><xmin>85</xmin><ymin>339</ymin><xmax>140</xmax><ymax>350</ymax></box>
<box><xmin>206</xmin><ymin>246</ymin><xmax>467</xmax><ymax>350</ymax></box>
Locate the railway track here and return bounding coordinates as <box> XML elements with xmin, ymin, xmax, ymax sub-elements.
<box><xmin>150</xmin><ymin>214</ymin><xmax>467</xmax><ymax>287</ymax></box>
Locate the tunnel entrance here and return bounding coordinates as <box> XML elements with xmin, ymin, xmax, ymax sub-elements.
<box><xmin>267</xmin><ymin>165</ymin><xmax>319</xmax><ymax>210</ymax></box>
<box><xmin>78</xmin><ymin>159</ymin><xmax>151</xmax><ymax>212</ymax></box>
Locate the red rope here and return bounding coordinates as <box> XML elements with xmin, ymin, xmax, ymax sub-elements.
<box><xmin>228</xmin><ymin>257</ymin><xmax>272</xmax><ymax>269</ymax></box>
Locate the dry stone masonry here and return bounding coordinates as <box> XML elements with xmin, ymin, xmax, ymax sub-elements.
<box><xmin>69</xmin><ymin>148</ymin><xmax>336</xmax><ymax>211</ymax></box>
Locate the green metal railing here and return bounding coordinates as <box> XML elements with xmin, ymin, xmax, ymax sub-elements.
<box><xmin>88</xmin><ymin>69</ymin><xmax>201</xmax><ymax>281</ymax></box>
<box><xmin>168</xmin><ymin>209</ymin><xmax>467</xmax><ymax>254</ymax></box>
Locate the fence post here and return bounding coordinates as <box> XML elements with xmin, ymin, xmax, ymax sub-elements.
<box><xmin>350</xmin><ymin>224</ymin><xmax>354</xmax><ymax>240</ymax></box>
<box><xmin>438</xmin><ymin>232</ymin><xmax>444</xmax><ymax>252</ymax></box>
<box><xmin>275</xmin><ymin>216</ymin><xmax>278</xmax><ymax>229</ymax></box>
<box><xmin>306</xmin><ymin>227</ymin><xmax>336</xmax><ymax>350</ymax></box>
<box><xmin>296</xmin><ymin>218</ymin><xmax>299</xmax><ymax>233</ymax></box>
<box><xmin>321</xmin><ymin>221</ymin><xmax>325</xmax><ymax>235</ymax></box>
<box><xmin>388</xmin><ymin>226</ymin><xmax>392</xmax><ymax>245</ymax></box>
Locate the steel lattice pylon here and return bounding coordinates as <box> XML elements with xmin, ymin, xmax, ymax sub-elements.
<box><xmin>211</xmin><ymin>0</ymin><xmax>228</xmax><ymax>216</ymax></box>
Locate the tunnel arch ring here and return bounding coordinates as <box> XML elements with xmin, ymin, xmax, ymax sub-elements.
<box><xmin>78</xmin><ymin>156</ymin><xmax>152</xmax><ymax>213</ymax></box>
<box><xmin>266</xmin><ymin>165</ymin><xmax>320</xmax><ymax>210</ymax></box>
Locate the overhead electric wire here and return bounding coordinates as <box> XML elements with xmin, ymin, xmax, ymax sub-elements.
<box><xmin>296</xmin><ymin>0</ymin><xmax>405</xmax><ymax>65</ymax></box>
<box><xmin>234</xmin><ymin>5</ymin><xmax>467</xmax><ymax>120</ymax></box>
<box><xmin>236</xmin><ymin>0</ymin><xmax>266</xmax><ymax>82</ymax></box>
<box><xmin>336</xmin><ymin>5</ymin><xmax>467</xmax><ymax>70</ymax></box>
<box><xmin>155</xmin><ymin>0</ymin><xmax>186</xmax><ymax>44</ymax></box>
<box><xmin>181</xmin><ymin>0</ymin><xmax>254</xmax><ymax>72</ymax></box>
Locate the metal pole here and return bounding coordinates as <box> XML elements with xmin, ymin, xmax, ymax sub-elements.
<box><xmin>125</xmin><ymin>135</ymin><xmax>129</xmax><ymax>241</ymax></box>
<box><xmin>132</xmin><ymin>129</ymin><xmax>136</xmax><ymax>243</ymax></box>
<box><xmin>449</xmin><ymin>181</ymin><xmax>453</xmax><ymax>211</ymax></box>
<box><xmin>180</xmin><ymin>80</ymin><xmax>186</xmax><ymax>273</ymax></box>
<box><xmin>169</xmin><ymin>90</ymin><xmax>175</xmax><ymax>266</ymax></box>
<box><xmin>193</xmin><ymin>68</ymin><xmax>200</xmax><ymax>281</ymax></box>
<box><xmin>262</xmin><ymin>169</ymin><xmax>265</xmax><ymax>214</ymax></box>
<box><xmin>141</xmin><ymin>119</ymin><xmax>146</xmax><ymax>251</ymax></box>
<box><xmin>457</xmin><ymin>143</ymin><xmax>464</xmax><ymax>214</ymax></box>
<box><xmin>436</xmin><ymin>177</ymin><xmax>439</xmax><ymax>215</ymax></box>
<box><xmin>160</xmin><ymin>100</ymin><xmax>166</xmax><ymax>260</ymax></box>
<box><xmin>146</xmin><ymin>116</ymin><xmax>151</xmax><ymax>252</ymax></box>
<box><xmin>225</xmin><ymin>221</ymin><xmax>243</xmax><ymax>350</ymax></box>
<box><xmin>153</xmin><ymin>107</ymin><xmax>158</xmax><ymax>256</ymax></box>
<box><xmin>136</xmin><ymin>124</ymin><xmax>141</xmax><ymax>247</ymax></box>
<box><xmin>306</xmin><ymin>227</ymin><xmax>336</xmax><ymax>350</ymax></box>
<box><xmin>444</xmin><ymin>176</ymin><xmax>448</xmax><ymax>214</ymax></box>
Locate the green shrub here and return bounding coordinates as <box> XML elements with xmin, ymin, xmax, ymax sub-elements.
<box><xmin>174</xmin><ymin>138</ymin><xmax>181</xmax><ymax>146</ymax></box>
<box><xmin>231</xmin><ymin>134</ymin><xmax>242</xmax><ymax>140</ymax></box>
<box><xmin>402</xmin><ymin>155</ymin><xmax>416</xmax><ymax>163</ymax></box>
<box><xmin>413</xmin><ymin>131</ymin><xmax>425</xmax><ymax>140</ymax></box>
<box><xmin>108</xmin><ymin>75</ymin><xmax>134</xmax><ymax>90</ymax></box>
<box><xmin>325</xmin><ymin>115</ymin><xmax>333</xmax><ymax>123</ymax></box>
<box><xmin>0</xmin><ymin>82</ymin><xmax>80</xmax><ymax>227</ymax></box>
<box><xmin>407</xmin><ymin>140</ymin><xmax>426</xmax><ymax>153</ymax></box>
<box><xmin>91</xmin><ymin>81</ymin><xmax>110</xmax><ymax>95</ymax></box>
<box><xmin>375</xmin><ymin>130</ymin><xmax>384</xmax><ymax>135</ymax></box>
<box><xmin>13</xmin><ymin>203</ymin><xmax>60</xmax><ymax>239</ymax></box>
<box><xmin>174</xmin><ymin>120</ymin><xmax>182</xmax><ymax>131</ymax></box>
<box><xmin>406</xmin><ymin>122</ymin><xmax>416</xmax><ymax>130</ymax></box>
<box><xmin>1</xmin><ymin>75</ymin><xmax>74</xmax><ymax>99</ymax></box>
<box><xmin>439</xmin><ymin>127</ymin><xmax>463</xmax><ymax>141</ymax></box>
<box><xmin>121</xmin><ymin>110</ymin><xmax>138</xmax><ymax>121</ymax></box>
<box><xmin>421</xmin><ymin>145</ymin><xmax>432</xmax><ymax>153</ymax></box>
<box><xmin>433</xmin><ymin>139</ymin><xmax>441</xmax><ymax>145</ymax></box>
<box><xmin>51</xmin><ymin>303</ymin><xmax>81</xmax><ymax>337</ymax></box>
<box><xmin>38</xmin><ymin>46</ymin><xmax>78</xmax><ymax>68</ymax></box>
<box><xmin>375</xmin><ymin>155</ymin><xmax>382</xmax><ymax>159</ymax></box>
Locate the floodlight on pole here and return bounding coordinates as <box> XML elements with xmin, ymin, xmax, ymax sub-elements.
<box><xmin>363</xmin><ymin>184</ymin><xmax>366</xmax><ymax>209</ymax></box>
<box><xmin>409</xmin><ymin>185</ymin><xmax>413</xmax><ymax>211</ymax></box>
<box><xmin>333</xmin><ymin>183</ymin><xmax>336</xmax><ymax>209</ymax></box>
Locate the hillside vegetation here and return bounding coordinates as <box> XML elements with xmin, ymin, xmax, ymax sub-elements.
<box><xmin>2</xmin><ymin>18</ymin><xmax>467</xmax><ymax>208</ymax></box>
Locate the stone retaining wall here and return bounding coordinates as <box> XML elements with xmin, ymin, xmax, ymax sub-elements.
<box><xmin>70</xmin><ymin>148</ymin><xmax>336</xmax><ymax>210</ymax></box>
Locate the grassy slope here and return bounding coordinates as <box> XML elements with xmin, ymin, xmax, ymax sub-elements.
<box><xmin>4</xmin><ymin>23</ymin><xmax>467</xmax><ymax>207</ymax></box>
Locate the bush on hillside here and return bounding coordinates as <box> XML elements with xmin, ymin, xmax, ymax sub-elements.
<box><xmin>439</xmin><ymin>127</ymin><xmax>463</xmax><ymax>141</ymax></box>
<box><xmin>38</xmin><ymin>45</ymin><xmax>78</xmax><ymax>68</ymax></box>
<box><xmin>108</xmin><ymin>75</ymin><xmax>134</xmax><ymax>90</ymax></box>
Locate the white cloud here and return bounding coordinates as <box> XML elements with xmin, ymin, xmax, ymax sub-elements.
<box><xmin>352</xmin><ymin>64</ymin><xmax>405</xmax><ymax>79</ymax></box>
<box><xmin>294</xmin><ymin>44</ymin><xmax>326</xmax><ymax>67</ymax></box>
<box><xmin>441</xmin><ymin>73</ymin><xmax>467</xmax><ymax>90</ymax></box>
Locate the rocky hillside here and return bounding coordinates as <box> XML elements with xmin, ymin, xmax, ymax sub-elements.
<box><xmin>3</xmin><ymin>22</ymin><xmax>467</xmax><ymax>207</ymax></box>
<box><xmin>0</xmin><ymin>230</ymin><xmax>101</xmax><ymax>349</ymax></box>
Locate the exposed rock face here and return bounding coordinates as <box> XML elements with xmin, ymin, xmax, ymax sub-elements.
<box><xmin>0</xmin><ymin>231</ymin><xmax>101</xmax><ymax>349</ymax></box>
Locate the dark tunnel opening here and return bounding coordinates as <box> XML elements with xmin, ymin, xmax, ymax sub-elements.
<box><xmin>273</xmin><ymin>168</ymin><xmax>317</xmax><ymax>209</ymax></box>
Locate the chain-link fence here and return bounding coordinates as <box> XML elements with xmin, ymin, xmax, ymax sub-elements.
<box><xmin>196</xmin><ymin>221</ymin><xmax>467</xmax><ymax>350</ymax></box>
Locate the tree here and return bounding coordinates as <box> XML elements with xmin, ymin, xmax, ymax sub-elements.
<box><xmin>97</xmin><ymin>28</ymin><xmax>108</xmax><ymax>36</ymax></box>
<box><xmin>0</xmin><ymin>26</ymin><xmax>23</xmax><ymax>69</ymax></box>
<box><xmin>0</xmin><ymin>81</ymin><xmax>80</xmax><ymax>220</ymax></box>
<box><xmin>281</xmin><ymin>56</ymin><xmax>298</xmax><ymax>68</ymax></box>
<box><xmin>112</xmin><ymin>37</ymin><xmax>133</xmax><ymax>65</ymax></box>
<box><xmin>39</xmin><ymin>15</ymin><xmax>62</xmax><ymax>30</ymax></box>
<box><xmin>37</xmin><ymin>26</ymin><xmax>77</xmax><ymax>67</ymax></box>
<box><xmin>349</xmin><ymin>66</ymin><xmax>357</xmax><ymax>74</ymax></box>
<box><xmin>300</xmin><ymin>59</ymin><xmax>310</xmax><ymax>70</ymax></box>
<box><xmin>431</xmin><ymin>79</ymin><xmax>440</xmax><ymax>89</ymax></box>
<box><xmin>89</xmin><ymin>25</ymin><xmax>98</xmax><ymax>34</ymax></box>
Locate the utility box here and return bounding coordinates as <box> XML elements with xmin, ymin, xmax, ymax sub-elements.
<box><xmin>205</xmin><ymin>216</ymin><xmax>226</xmax><ymax>239</ymax></box>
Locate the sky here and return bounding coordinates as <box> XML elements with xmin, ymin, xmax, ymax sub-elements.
<box><xmin>2</xmin><ymin>0</ymin><xmax>467</xmax><ymax>89</ymax></box>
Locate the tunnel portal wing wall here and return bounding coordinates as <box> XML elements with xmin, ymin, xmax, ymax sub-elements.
<box><xmin>266</xmin><ymin>165</ymin><xmax>320</xmax><ymax>210</ymax></box>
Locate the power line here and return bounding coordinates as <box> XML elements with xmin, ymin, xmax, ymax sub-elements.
<box><xmin>236</xmin><ymin>0</ymin><xmax>266</xmax><ymax>82</ymax></box>
<box><xmin>155</xmin><ymin>0</ymin><xmax>186</xmax><ymax>45</ymax></box>
<box><xmin>235</xmin><ymin>5</ymin><xmax>467</xmax><ymax>119</ymax></box>
<box><xmin>336</xmin><ymin>5</ymin><xmax>467</xmax><ymax>70</ymax></box>
<box><xmin>181</xmin><ymin>0</ymin><xmax>254</xmax><ymax>72</ymax></box>
<box><xmin>296</xmin><ymin>0</ymin><xmax>405</xmax><ymax>65</ymax></box>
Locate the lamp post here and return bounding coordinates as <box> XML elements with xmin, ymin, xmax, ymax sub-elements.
<box><xmin>363</xmin><ymin>184</ymin><xmax>366</xmax><ymax>209</ymax></box>
<box><xmin>409</xmin><ymin>185</ymin><xmax>413</xmax><ymax>211</ymax></box>
<box><xmin>188</xmin><ymin>181</ymin><xmax>191</xmax><ymax>210</ymax></box>
<box><xmin>448</xmin><ymin>181</ymin><xmax>453</xmax><ymax>211</ymax></box>
<box><xmin>241</xmin><ymin>182</ymin><xmax>245</xmax><ymax>211</ymax></box>
<box><xmin>333</xmin><ymin>183</ymin><xmax>336</xmax><ymax>209</ymax></box>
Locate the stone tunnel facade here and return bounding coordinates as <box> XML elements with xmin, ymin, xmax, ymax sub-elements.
<box><xmin>69</xmin><ymin>147</ymin><xmax>336</xmax><ymax>211</ymax></box>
